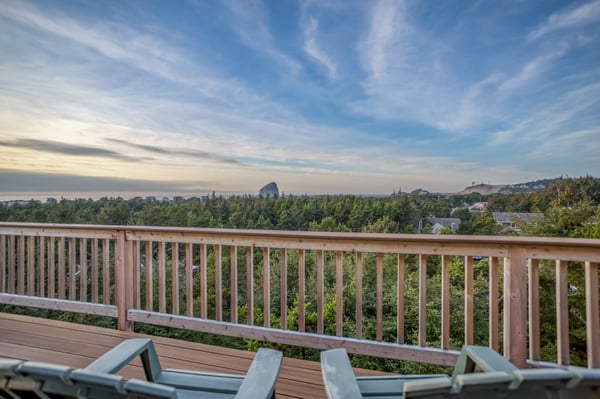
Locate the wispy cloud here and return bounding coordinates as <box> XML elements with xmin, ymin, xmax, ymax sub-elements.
<box><xmin>528</xmin><ymin>0</ymin><xmax>600</xmax><ymax>41</ymax></box>
<box><xmin>354</xmin><ymin>0</ymin><xmax>469</xmax><ymax>131</ymax></box>
<box><xmin>303</xmin><ymin>16</ymin><xmax>337</xmax><ymax>80</ymax></box>
<box><xmin>359</xmin><ymin>0</ymin><xmax>409</xmax><ymax>85</ymax></box>
<box><xmin>491</xmin><ymin>81</ymin><xmax>600</xmax><ymax>146</ymax></box>
<box><xmin>437</xmin><ymin>73</ymin><xmax>503</xmax><ymax>132</ymax></box>
<box><xmin>0</xmin><ymin>138</ymin><xmax>146</xmax><ymax>162</ymax></box>
<box><xmin>0</xmin><ymin>0</ymin><xmax>289</xmax><ymax>119</ymax></box>
<box><xmin>0</xmin><ymin>169</ymin><xmax>213</xmax><ymax>193</ymax></box>
<box><xmin>535</xmin><ymin>127</ymin><xmax>600</xmax><ymax>158</ymax></box>
<box><xmin>352</xmin><ymin>0</ymin><xmax>599</xmax><ymax>152</ymax></box>
<box><xmin>219</xmin><ymin>0</ymin><xmax>301</xmax><ymax>75</ymax></box>
<box><xmin>0</xmin><ymin>1</ymin><xmax>188</xmax><ymax>84</ymax></box>
<box><xmin>105</xmin><ymin>138</ymin><xmax>244</xmax><ymax>165</ymax></box>
<box><xmin>498</xmin><ymin>45</ymin><xmax>569</xmax><ymax>93</ymax></box>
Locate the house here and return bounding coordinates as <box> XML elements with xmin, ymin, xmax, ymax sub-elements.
<box><xmin>492</xmin><ymin>212</ymin><xmax>540</xmax><ymax>234</ymax></box>
<box><xmin>419</xmin><ymin>217</ymin><xmax>461</xmax><ymax>234</ymax></box>
<box><xmin>469</xmin><ymin>202</ymin><xmax>488</xmax><ymax>211</ymax></box>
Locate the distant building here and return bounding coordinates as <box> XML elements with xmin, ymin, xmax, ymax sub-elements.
<box><xmin>411</xmin><ymin>188</ymin><xmax>430</xmax><ymax>196</ymax></box>
<box><xmin>492</xmin><ymin>212</ymin><xmax>540</xmax><ymax>234</ymax></box>
<box><xmin>469</xmin><ymin>202</ymin><xmax>488</xmax><ymax>211</ymax></box>
<box><xmin>2</xmin><ymin>200</ymin><xmax>31</xmax><ymax>206</ymax></box>
<box><xmin>419</xmin><ymin>217</ymin><xmax>461</xmax><ymax>234</ymax></box>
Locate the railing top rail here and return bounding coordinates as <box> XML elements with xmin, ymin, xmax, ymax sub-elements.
<box><xmin>0</xmin><ymin>222</ymin><xmax>119</xmax><ymax>239</ymax></box>
<box><xmin>1</xmin><ymin>222</ymin><xmax>599</xmax><ymax>247</ymax></box>
<box><xmin>0</xmin><ymin>222</ymin><xmax>120</xmax><ymax>232</ymax></box>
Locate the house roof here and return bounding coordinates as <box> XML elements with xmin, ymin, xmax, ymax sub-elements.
<box><xmin>492</xmin><ymin>212</ymin><xmax>540</xmax><ymax>224</ymax></box>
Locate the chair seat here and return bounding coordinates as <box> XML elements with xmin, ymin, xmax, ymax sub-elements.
<box><xmin>156</xmin><ymin>369</ymin><xmax>243</xmax><ymax>393</ymax></box>
<box><xmin>356</xmin><ymin>375</ymin><xmax>448</xmax><ymax>397</ymax></box>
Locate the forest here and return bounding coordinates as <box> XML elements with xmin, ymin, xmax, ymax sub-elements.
<box><xmin>1</xmin><ymin>176</ymin><xmax>599</xmax><ymax>373</ymax></box>
<box><xmin>2</xmin><ymin>176</ymin><xmax>599</xmax><ymax>237</ymax></box>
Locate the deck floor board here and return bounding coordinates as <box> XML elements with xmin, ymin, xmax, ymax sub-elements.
<box><xmin>0</xmin><ymin>313</ymin><xmax>385</xmax><ymax>398</ymax></box>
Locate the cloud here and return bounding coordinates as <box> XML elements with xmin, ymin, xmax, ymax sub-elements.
<box><xmin>0</xmin><ymin>169</ymin><xmax>213</xmax><ymax>193</ymax></box>
<box><xmin>354</xmin><ymin>1</ymin><xmax>468</xmax><ymax>130</ymax></box>
<box><xmin>0</xmin><ymin>138</ymin><xmax>147</xmax><ymax>162</ymax></box>
<box><xmin>0</xmin><ymin>1</ymin><xmax>597</xmax><ymax>194</ymax></box>
<box><xmin>0</xmin><ymin>1</ymin><xmax>189</xmax><ymax>85</ymax></box>
<box><xmin>105</xmin><ymin>138</ymin><xmax>244</xmax><ymax>165</ymax></box>
<box><xmin>498</xmin><ymin>46</ymin><xmax>569</xmax><ymax>93</ymax></box>
<box><xmin>490</xmin><ymin>80</ymin><xmax>600</xmax><ymax>150</ymax></box>
<box><xmin>219</xmin><ymin>0</ymin><xmax>301</xmax><ymax>75</ymax></box>
<box><xmin>352</xmin><ymin>0</ymin><xmax>598</xmax><ymax>148</ymax></box>
<box><xmin>359</xmin><ymin>0</ymin><xmax>408</xmax><ymax>84</ymax></box>
<box><xmin>437</xmin><ymin>73</ymin><xmax>503</xmax><ymax>132</ymax></box>
<box><xmin>529</xmin><ymin>0</ymin><xmax>600</xmax><ymax>41</ymax></box>
<box><xmin>536</xmin><ymin>127</ymin><xmax>600</xmax><ymax>158</ymax></box>
<box><xmin>0</xmin><ymin>0</ymin><xmax>281</xmax><ymax>116</ymax></box>
<box><xmin>303</xmin><ymin>16</ymin><xmax>337</xmax><ymax>79</ymax></box>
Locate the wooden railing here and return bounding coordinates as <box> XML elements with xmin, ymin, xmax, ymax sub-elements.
<box><xmin>0</xmin><ymin>222</ymin><xmax>598</xmax><ymax>369</ymax></box>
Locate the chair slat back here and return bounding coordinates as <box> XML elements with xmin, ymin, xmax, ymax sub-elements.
<box><xmin>0</xmin><ymin>359</ymin><xmax>179</xmax><ymax>399</ymax></box>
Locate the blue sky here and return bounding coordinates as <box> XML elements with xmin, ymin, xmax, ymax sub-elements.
<box><xmin>0</xmin><ymin>0</ymin><xmax>599</xmax><ymax>197</ymax></box>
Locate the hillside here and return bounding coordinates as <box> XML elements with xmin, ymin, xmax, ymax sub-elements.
<box><xmin>455</xmin><ymin>184</ymin><xmax>507</xmax><ymax>195</ymax></box>
<box><xmin>453</xmin><ymin>177</ymin><xmax>565</xmax><ymax>195</ymax></box>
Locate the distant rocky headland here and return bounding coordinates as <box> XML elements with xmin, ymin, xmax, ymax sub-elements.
<box><xmin>259</xmin><ymin>182</ymin><xmax>280</xmax><ymax>197</ymax></box>
<box><xmin>405</xmin><ymin>177</ymin><xmax>568</xmax><ymax>196</ymax></box>
<box><xmin>451</xmin><ymin>177</ymin><xmax>565</xmax><ymax>195</ymax></box>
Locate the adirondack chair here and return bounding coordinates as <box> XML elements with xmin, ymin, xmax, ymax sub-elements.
<box><xmin>320</xmin><ymin>345</ymin><xmax>600</xmax><ymax>399</ymax></box>
<box><xmin>0</xmin><ymin>338</ymin><xmax>282</xmax><ymax>399</ymax></box>
<box><xmin>0</xmin><ymin>358</ymin><xmax>179</xmax><ymax>399</ymax></box>
<box><xmin>84</xmin><ymin>338</ymin><xmax>283</xmax><ymax>399</ymax></box>
<box><xmin>564</xmin><ymin>366</ymin><xmax>600</xmax><ymax>399</ymax></box>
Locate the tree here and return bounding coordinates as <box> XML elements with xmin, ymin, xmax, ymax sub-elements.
<box><xmin>471</xmin><ymin>211</ymin><xmax>500</xmax><ymax>235</ymax></box>
<box><xmin>519</xmin><ymin>201</ymin><xmax>595</xmax><ymax>237</ymax></box>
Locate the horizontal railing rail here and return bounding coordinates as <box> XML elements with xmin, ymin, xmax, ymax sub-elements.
<box><xmin>0</xmin><ymin>222</ymin><xmax>598</xmax><ymax>369</ymax></box>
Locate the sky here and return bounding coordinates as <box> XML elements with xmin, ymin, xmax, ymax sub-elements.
<box><xmin>0</xmin><ymin>0</ymin><xmax>599</xmax><ymax>198</ymax></box>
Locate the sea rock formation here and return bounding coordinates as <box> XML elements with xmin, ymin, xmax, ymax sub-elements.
<box><xmin>259</xmin><ymin>182</ymin><xmax>280</xmax><ymax>197</ymax></box>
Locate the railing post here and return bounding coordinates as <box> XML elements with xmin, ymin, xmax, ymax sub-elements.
<box><xmin>585</xmin><ymin>261</ymin><xmax>600</xmax><ymax>368</ymax></box>
<box><xmin>503</xmin><ymin>247</ymin><xmax>527</xmax><ymax>368</ymax></box>
<box><xmin>116</xmin><ymin>229</ymin><xmax>134</xmax><ymax>332</ymax></box>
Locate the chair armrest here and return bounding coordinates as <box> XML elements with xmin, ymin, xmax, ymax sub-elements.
<box><xmin>70</xmin><ymin>369</ymin><xmax>126</xmax><ymax>394</ymax></box>
<box><xmin>235</xmin><ymin>348</ymin><xmax>283</xmax><ymax>399</ymax></box>
<box><xmin>320</xmin><ymin>349</ymin><xmax>363</xmax><ymax>399</ymax></box>
<box><xmin>453</xmin><ymin>371</ymin><xmax>512</xmax><ymax>394</ymax></box>
<box><xmin>17</xmin><ymin>361</ymin><xmax>80</xmax><ymax>397</ymax></box>
<box><xmin>452</xmin><ymin>345</ymin><xmax>517</xmax><ymax>378</ymax></box>
<box><xmin>18</xmin><ymin>361</ymin><xmax>72</xmax><ymax>382</ymax></box>
<box><xmin>0</xmin><ymin>359</ymin><xmax>24</xmax><ymax>378</ymax></box>
<box><xmin>510</xmin><ymin>368</ymin><xmax>573</xmax><ymax>392</ymax></box>
<box><xmin>125</xmin><ymin>379</ymin><xmax>179</xmax><ymax>399</ymax></box>
<box><xmin>566</xmin><ymin>366</ymin><xmax>600</xmax><ymax>389</ymax></box>
<box><xmin>85</xmin><ymin>338</ymin><xmax>162</xmax><ymax>381</ymax></box>
<box><xmin>403</xmin><ymin>376</ymin><xmax>453</xmax><ymax>398</ymax></box>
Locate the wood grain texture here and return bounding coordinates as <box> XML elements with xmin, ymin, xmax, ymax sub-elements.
<box><xmin>0</xmin><ymin>313</ymin><xmax>386</xmax><ymax>399</ymax></box>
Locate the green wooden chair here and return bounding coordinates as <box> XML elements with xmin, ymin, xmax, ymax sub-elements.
<box><xmin>563</xmin><ymin>366</ymin><xmax>600</xmax><ymax>399</ymax></box>
<box><xmin>11</xmin><ymin>360</ymin><xmax>84</xmax><ymax>398</ymax></box>
<box><xmin>1</xmin><ymin>360</ymin><xmax>176</xmax><ymax>399</ymax></box>
<box><xmin>0</xmin><ymin>338</ymin><xmax>283</xmax><ymax>399</ymax></box>
<box><xmin>84</xmin><ymin>338</ymin><xmax>282</xmax><ymax>399</ymax></box>
<box><xmin>320</xmin><ymin>345</ymin><xmax>599</xmax><ymax>399</ymax></box>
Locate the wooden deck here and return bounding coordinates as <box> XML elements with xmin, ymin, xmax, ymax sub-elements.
<box><xmin>0</xmin><ymin>312</ymin><xmax>384</xmax><ymax>398</ymax></box>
